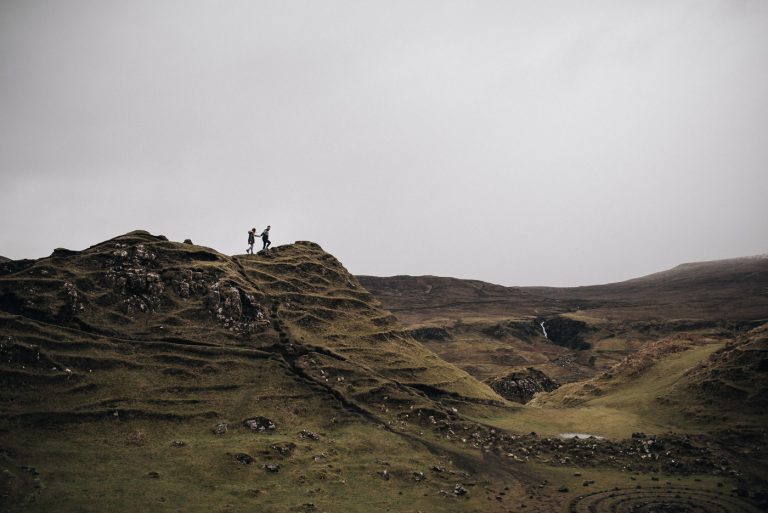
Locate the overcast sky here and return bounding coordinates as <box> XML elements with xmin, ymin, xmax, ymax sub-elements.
<box><xmin>1</xmin><ymin>1</ymin><xmax>766</xmax><ymax>286</ymax></box>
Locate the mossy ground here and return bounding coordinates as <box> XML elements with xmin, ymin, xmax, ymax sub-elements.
<box><xmin>1</xmin><ymin>232</ymin><xmax>766</xmax><ymax>512</ymax></box>
<box><xmin>3</xmin><ymin>418</ymin><xmax>539</xmax><ymax>513</ymax></box>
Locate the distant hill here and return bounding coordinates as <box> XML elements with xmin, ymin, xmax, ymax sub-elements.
<box><xmin>523</xmin><ymin>254</ymin><xmax>768</xmax><ymax>321</ymax></box>
<box><xmin>0</xmin><ymin>255</ymin><xmax>10</xmax><ymax>263</ymax></box>
<box><xmin>358</xmin><ymin>256</ymin><xmax>768</xmax><ymax>386</ymax></box>
<box><xmin>357</xmin><ymin>275</ymin><xmax>562</xmax><ymax>326</ymax></box>
<box><xmin>359</xmin><ymin>255</ymin><xmax>768</xmax><ymax>323</ymax></box>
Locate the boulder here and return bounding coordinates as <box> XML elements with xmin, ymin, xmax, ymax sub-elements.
<box><xmin>488</xmin><ymin>367</ymin><xmax>559</xmax><ymax>404</ymax></box>
<box><xmin>243</xmin><ymin>416</ymin><xmax>276</xmax><ymax>432</ymax></box>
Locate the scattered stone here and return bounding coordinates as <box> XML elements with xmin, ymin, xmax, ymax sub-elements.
<box><xmin>234</xmin><ymin>453</ymin><xmax>254</xmax><ymax>465</ymax></box>
<box><xmin>432</xmin><ymin>465</ymin><xmax>446</xmax><ymax>473</ymax></box>
<box><xmin>298</xmin><ymin>430</ymin><xmax>321</xmax><ymax>441</ymax></box>
<box><xmin>264</xmin><ymin>463</ymin><xmax>280</xmax><ymax>473</ymax></box>
<box><xmin>171</xmin><ymin>440</ymin><xmax>185</xmax><ymax>448</ymax></box>
<box><xmin>243</xmin><ymin>416</ymin><xmax>276</xmax><ymax>432</ymax></box>
<box><xmin>62</xmin><ymin>282</ymin><xmax>84</xmax><ymax>314</ymax></box>
<box><xmin>183</xmin><ymin>239</ymin><xmax>193</xmax><ymax>245</ymax></box>
<box><xmin>454</xmin><ymin>484</ymin><xmax>468</xmax><ymax>496</ymax></box>
<box><xmin>410</xmin><ymin>326</ymin><xmax>452</xmax><ymax>342</ymax></box>
<box><xmin>377</xmin><ymin>469</ymin><xmax>390</xmax><ymax>480</ymax></box>
<box><xmin>558</xmin><ymin>486</ymin><xmax>569</xmax><ymax>493</ymax></box>
<box><xmin>271</xmin><ymin>443</ymin><xmax>296</xmax><ymax>457</ymax></box>
<box><xmin>412</xmin><ymin>471</ymin><xmax>425</xmax><ymax>482</ymax></box>
<box><xmin>146</xmin><ymin>471</ymin><xmax>160</xmax><ymax>479</ymax></box>
<box><xmin>213</xmin><ymin>422</ymin><xmax>228</xmax><ymax>435</ymax></box>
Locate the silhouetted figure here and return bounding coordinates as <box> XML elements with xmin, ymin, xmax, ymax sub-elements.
<box><xmin>260</xmin><ymin>225</ymin><xmax>271</xmax><ymax>250</ymax></box>
<box><xmin>246</xmin><ymin>228</ymin><xmax>256</xmax><ymax>254</ymax></box>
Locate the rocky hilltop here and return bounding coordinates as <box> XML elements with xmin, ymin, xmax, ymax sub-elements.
<box><xmin>0</xmin><ymin>230</ymin><xmax>497</xmax><ymax>411</ymax></box>
<box><xmin>0</xmin><ymin>230</ymin><xmax>512</xmax><ymax>513</ymax></box>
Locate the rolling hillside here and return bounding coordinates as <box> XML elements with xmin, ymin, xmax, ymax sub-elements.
<box><xmin>359</xmin><ymin>254</ymin><xmax>768</xmax><ymax>323</ymax></box>
<box><xmin>1</xmin><ymin>233</ymin><xmax>765</xmax><ymax>512</ymax></box>
<box><xmin>0</xmin><ymin>231</ymin><xmax>515</xmax><ymax>513</ymax></box>
<box><xmin>358</xmin><ymin>256</ymin><xmax>768</xmax><ymax>386</ymax></box>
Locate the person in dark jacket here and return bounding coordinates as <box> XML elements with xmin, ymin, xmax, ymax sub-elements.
<box><xmin>260</xmin><ymin>225</ymin><xmax>271</xmax><ymax>250</ymax></box>
<box><xmin>246</xmin><ymin>228</ymin><xmax>256</xmax><ymax>254</ymax></box>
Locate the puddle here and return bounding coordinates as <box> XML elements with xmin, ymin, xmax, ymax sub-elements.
<box><xmin>558</xmin><ymin>433</ymin><xmax>604</xmax><ymax>440</ymax></box>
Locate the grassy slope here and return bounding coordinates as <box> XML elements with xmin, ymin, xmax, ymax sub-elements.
<box><xmin>475</xmin><ymin>328</ymin><xmax>767</xmax><ymax>439</ymax></box>
<box><xmin>2</xmin><ymin>232</ymin><xmax>766</xmax><ymax>512</ymax></box>
<box><xmin>477</xmin><ymin>342</ymin><xmax>724</xmax><ymax>438</ymax></box>
<box><xmin>2</xmin><ymin>231</ymin><xmax>538</xmax><ymax>513</ymax></box>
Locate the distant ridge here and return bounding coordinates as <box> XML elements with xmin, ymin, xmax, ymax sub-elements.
<box><xmin>359</xmin><ymin>254</ymin><xmax>768</xmax><ymax>322</ymax></box>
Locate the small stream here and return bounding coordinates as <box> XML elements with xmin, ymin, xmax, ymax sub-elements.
<box><xmin>540</xmin><ymin>321</ymin><xmax>548</xmax><ymax>339</ymax></box>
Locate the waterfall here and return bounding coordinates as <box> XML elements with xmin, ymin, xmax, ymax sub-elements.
<box><xmin>540</xmin><ymin>321</ymin><xmax>548</xmax><ymax>339</ymax></box>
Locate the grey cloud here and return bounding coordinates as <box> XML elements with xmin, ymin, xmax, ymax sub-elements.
<box><xmin>1</xmin><ymin>0</ymin><xmax>766</xmax><ymax>286</ymax></box>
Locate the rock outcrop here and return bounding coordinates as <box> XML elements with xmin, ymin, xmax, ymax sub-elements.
<box><xmin>488</xmin><ymin>367</ymin><xmax>559</xmax><ymax>403</ymax></box>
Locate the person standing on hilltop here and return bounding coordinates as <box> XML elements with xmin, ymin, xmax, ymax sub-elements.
<box><xmin>246</xmin><ymin>228</ymin><xmax>256</xmax><ymax>254</ymax></box>
<box><xmin>260</xmin><ymin>225</ymin><xmax>271</xmax><ymax>251</ymax></box>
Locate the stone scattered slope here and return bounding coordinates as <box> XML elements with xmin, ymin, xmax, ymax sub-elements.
<box><xmin>0</xmin><ymin>230</ymin><xmax>516</xmax><ymax>513</ymax></box>
<box><xmin>0</xmin><ymin>230</ymin><xmax>500</xmax><ymax>428</ymax></box>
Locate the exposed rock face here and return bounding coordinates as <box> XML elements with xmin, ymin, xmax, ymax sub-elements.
<box><xmin>204</xmin><ymin>281</ymin><xmax>266</xmax><ymax>335</ymax></box>
<box><xmin>104</xmin><ymin>243</ymin><xmax>165</xmax><ymax>314</ymax></box>
<box><xmin>537</xmin><ymin>316</ymin><xmax>592</xmax><ymax>350</ymax></box>
<box><xmin>243</xmin><ymin>416</ymin><xmax>276</xmax><ymax>432</ymax></box>
<box><xmin>488</xmin><ymin>367</ymin><xmax>560</xmax><ymax>404</ymax></box>
<box><xmin>410</xmin><ymin>326</ymin><xmax>451</xmax><ymax>341</ymax></box>
<box><xmin>59</xmin><ymin>282</ymin><xmax>84</xmax><ymax>320</ymax></box>
<box><xmin>481</xmin><ymin>320</ymin><xmax>541</xmax><ymax>341</ymax></box>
